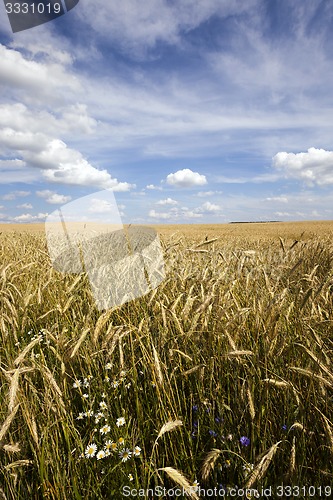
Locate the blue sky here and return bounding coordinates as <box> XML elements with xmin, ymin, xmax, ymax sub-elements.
<box><xmin>0</xmin><ymin>0</ymin><xmax>333</xmax><ymax>224</ymax></box>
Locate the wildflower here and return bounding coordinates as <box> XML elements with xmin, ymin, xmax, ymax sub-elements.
<box><xmin>118</xmin><ymin>437</ymin><xmax>125</xmax><ymax>446</ymax></box>
<box><xmin>96</xmin><ymin>450</ymin><xmax>106</xmax><ymax>460</ymax></box>
<box><xmin>83</xmin><ymin>394</ymin><xmax>89</xmax><ymax>399</ymax></box>
<box><xmin>120</xmin><ymin>370</ymin><xmax>127</xmax><ymax>378</ymax></box>
<box><xmin>86</xmin><ymin>410</ymin><xmax>94</xmax><ymax>417</ymax></box>
<box><xmin>125</xmin><ymin>382</ymin><xmax>131</xmax><ymax>389</ymax></box>
<box><xmin>119</xmin><ymin>448</ymin><xmax>132</xmax><ymax>462</ymax></box>
<box><xmin>133</xmin><ymin>446</ymin><xmax>141</xmax><ymax>457</ymax></box>
<box><xmin>101</xmin><ymin>393</ymin><xmax>106</xmax><ymax>399</ymax></box>
<box><xmin>95</xmin><ymin>412</ymin><xmax>104</xmax><ymax>424</ymax></box>
<box><xmin>282</xmin><ymin>424</ymin><xmax>288</xmax><ymax>431</ymax></box>
<box><xmin>192</xmin><ymin>405</ymin><xmax>198</xmax><ymax>412</ymax></box>
<box><xmin>227</xmin><ymin>434</ymin><xmax>233</xmax><ymax>441</ymax></box>
<box><xmin>116</xmin><ymin>417</ymin><xmax>126</xmax><ymax>427</ymax></box>
<box><xmin>243</xmin><ymin>463</ymin><xmax>254</xmax><ymax>476</ymax></box>
<box><xmin>111</xmin><ymin>380</ymin><xmax>119</xmax><ymax>388</ymax></box>
<box><xmin>240</xmin><ymin>436</ymin><xmax>250</xmax><ymax>447</ymax></box>
<box><xmin>209</xmin><ymin>430</ymin><xmax>217</xmax><ymax>437</ymax></box>
<box><xmin>193</xmin><ymin>421</ymin><xmax>198</xmax><ymax>428</ymax></box>
<box><xmin>215</xmin><ymin>417</ymin><xmax>223</xmax><ymax>423</ymax></box>
<box><xmin>105</xmin><ymin>362</ymin><xmax>112</xmax><ymax>370</ymax></box>
<box><xmin>76</xmin><ymin>413</ymin><xmax>85</xmax><ymax>420</ymax></box>
<box><xmin>85</xmin><ymin>443</ymin><xmax>97</xmax><ymax>458</ymax></box>
<box><xmin>105</xmin><ymin>440</ymin><xmax>113</xmax><ymax>451</ymax></box>
<box><xmin>191</xmin><ymin>480</ymin><xmax>199</xmax><ymax>491</ymax></box>
<box><xmin>105</xmin><ymin>376</ymin><xmax>110</xmax><ymax>382</ymax></box>
<box><xmin>224</xmin><ymin>459</ymin><xmax>231</xmax><ymax>468</ymax></box>
<box><xmin>100</xmin><ymin>424</ymin><xmax>111</xmax><ymax>435</ymax></box>
<box><xmin>99</xmin><ymin>401</ymin><xmax>108</xmax><ymax>410</ymax></box>
<box><xmin>83</xmin><ymin>378</ymin><xmax>90</xmax><ymax>388</ymax></box>
<box><xmin>128</xmin><ymin>473</ymin><xmax>134</xmax><ymax>481</ymax></box>
<box><xmin>73</xmin><ymin>380</ymin><xmax>82</xmax><ymax>388</ymax></box>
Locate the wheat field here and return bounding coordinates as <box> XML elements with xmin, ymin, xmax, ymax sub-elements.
<box><xmin>0</xmin><ymin>222</ymin><xmax>332</xmax><ymax>499</ymax></box>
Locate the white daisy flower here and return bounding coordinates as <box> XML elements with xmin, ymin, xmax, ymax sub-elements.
<box><xmin>76</xmin><ymin>413</ymin><xmax>85</xmax><ymax>420</ymax></box>
<box><xmin>73</xmin><ymin>380</ymin><xmax>82</xmax><ymax>388</ymax></box>
<box><xmin>105</xmin><ymin>363</ymin><xmax>112</xmax><ymax>370</ymax></box>
<box><xmin>85</xmin><ymin>443</ymin><xmax>97</xmax><ymax>458</ymax></box>
<box><xmin>99</xmin><ymin>401</ymin><xmax>108</xmax><ymax>410</ymax></box>
<box><xmin>116</xmin><ymin>417</ymin><xmax>126</xmax><ymax>427</ymax></box>
<box><xmin>118</xmin><ymin>437</ymin><xmax>125</xmax><ymax>446</ymax></box>
<box><xmin>96</xmin><ymin>450</ymin><xmax>106</xmax><ymax>460</ymax></box>
<box><xmin>133</xmin><ymin>446</ymin><xmax>141</xmax><ymax>457</ymax></box>
<box><xmin>128</xmin><ymin>473</ymin><xmax>134</xmax><ymax>481</ymax></box>
<box><xmin>119</xmin><ymin>448</ymin><xmax>132</xmax><ymax>462</ymax></box>
<box><xmin>86</xmin><ymin>410</ymin><xmax>94</xmax><ymax>417</ymax></box>
<box><xmin>100</xmin><ymin>424</ymin><xmax>110</xmax><ymax>435</ymax></box>
<box><xmin>82</xmin><ymin>394</ymin><xmax>89</xmax><ymax>399</ymax></box>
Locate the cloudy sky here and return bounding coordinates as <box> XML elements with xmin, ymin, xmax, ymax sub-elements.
<box><xmin>0</xmin><ymin>0</ymin><xmax>333</xmax><ymax>224</ymax></box>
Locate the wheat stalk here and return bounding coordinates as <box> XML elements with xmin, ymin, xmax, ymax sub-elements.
<box><xmin>201</xmin><ymin>448</ymin><xmax>222</xmax><ymax>481</ymax></box>
<box><xmin>159</xmin><ymin>467</ymin><xmax>199</xmax><ymax>499</ymax></box>
<box><xmin>245</xmin><ymin>441</ymin><xmax>282</xmax><ymax>488</ymax></box>
<box><xmin>0</xmin><ymin>405</ymin><xmax>20</xmax><ymax>444</ymax></box>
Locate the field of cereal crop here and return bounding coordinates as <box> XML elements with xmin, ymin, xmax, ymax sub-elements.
<box><xmin>1</xmin><ymin>221</ymin><xmax>332</xmax><ymax>499</ymax></box>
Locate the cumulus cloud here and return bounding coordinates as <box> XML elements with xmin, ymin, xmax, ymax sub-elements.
<box><xmin>156</xmin><ymin>197</ymin><xmax>178</xmax><ymax>205</ymax></box>
<box><xmin>1</xmin><ymin>191</ymin><xmax>30</xmax><ymax>200</ymax></box>
<box><xmin>166</xmin><ymin>168</ymin><xmax>207</xmax><ymax>188</ymax></box>
<box><xmin>17</xmin><ymin>203</ymin><xmax>33</xmax><ymax>209</ymax></box>
<box><xmin>148</xmin><ymin>209</ymin><xmax>172</xmax><ymax>220</ymax></box>
<box><xmin>272</xmin><ymin>148</ymin><xmax>333</xmax><ymax>185</ymax></box>
<box><xmin>265</xmin><ymin>196</ymin><xmax>288</xmax><ymax>203</ymax></box>
<box><xmin>0</xmin><ymin>127</ymin><xmax>133</xmax><ymax>190</ymax></box>
<box><xmin>0</xmin><ymin>44</ymin><xmax>79</xmax><ymax>97</ymax></box>
<box><xmin>14</xmin><ymin>213</ymin><xmax>48</xmax><ymax>222</ymax></box>
<box><xmin>36</xmin><ymin>190</ymin><xmax>72</xmax><ymax>205</ymax></box>
<box><xmin>88</xmin><ymin>198</ymin><xmax>119</xmax><ymax>214</ymax></box>
<box><xmin>200</xmin><ymin>201</ymin><xmax>220</xmax><ymax>212</ymax></box>
<box><xmin>146</xmin><ymin>184</ymin><xmax>163</xmax><ymax>190</ymax></box>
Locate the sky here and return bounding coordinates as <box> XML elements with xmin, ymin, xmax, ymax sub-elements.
<box><xmin>0</xmin><ymin>0</ymin><xmax>333</xmax><ymax>224</ymax></box>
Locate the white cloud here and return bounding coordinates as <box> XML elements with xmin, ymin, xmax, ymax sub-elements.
<box><xmin>36</xmin><ymin>190</ymin><xmax>72</xmax><ymax>205</ymax></box>
<box><xmin>0</xmin><ymin>126</ymin><xmax>133</xmax><ymax>190</ymax></box>
<box><xmin>265</xmin><ymin>196</ymin><xmax>288</xmax><ymax>203</ymax></box>
<box><xmin>197</xmin><ymin>191</ymin><xmax>219</xmax><ymax>197</ymax></box>
<box><xmin>77</xmin><ymin>0</ymin><xmax>258</xmax><ymax>58</ymax></box>
<box><xmin>200</xmin><ymin>201</ymin><xmax>220</xmax><ymax>212</ymax></box>
<box><xmin>166</xmin><ymin>168</ymin><xmax>207</xmax><ymax>188</ymax></box>
<box><xmin>1</xmin><ymin>191</ymin><xmax>30</xmax><ymax>200</ymax></box>
<box><xmin>272</xmin><ymin>148</ymin><xmax>333</xmax><ymax>185</ymax></box>
<box><xmin>88</xmin><ymin>198</ymin><xmax>119</xmax><ymax>214</ymax></box>
<box><xmin>0</xmin><ymin>44</ymin><xmax>79</xmax><ymax>98</ymax></box>
<box><xmin>14</xmin><ymin>212</ymin><xmax>48</xmax><ymax>222</ymax></box>
<box><xmin>17</xmin><ymin>203</ymin><xmax>33</xmax><ymax>209</ymax></box>
<box><xmin>148</xmin><ymin>209</ymin><xmax>172</xmax><ymax>220</ymax></box>
<box><xmin>156</xmin><ymin>197</ymin><xmax>178</xmax><ymax>205</ymax></box>
<box><xmin>146</xmin><ymin>184</ymin><xmax>163</xmax><ymax>190</ymax></box>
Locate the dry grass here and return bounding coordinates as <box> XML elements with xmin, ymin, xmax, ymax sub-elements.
<box><xmin>0</xmin><ymin>221</ymin><xmax>332</xmax><ymax>498</ymax></box>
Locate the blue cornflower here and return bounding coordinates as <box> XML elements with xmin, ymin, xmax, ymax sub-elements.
<box><xmin>209</xmin><ymin>429</ymin><xmax>217</xmax><ymax>437</ymax></box>
<box><xmin>192</xmin><ymin>405</ymin><xmax>198</xmax><ymax>412</ymax></box>
<box><xmin>282</xmin><ymin>424</ymin><xmax>287</xmax><ymax>431</ymax></box>
<box><xmin>240</xmin><ymin>436</ymin><xmax>250</xmax><ymax>447</ymax></box>
<box><xmin>193</xmin><ymin>420</ymin><xmax>198</xmax><ymax>428</ymax></box>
